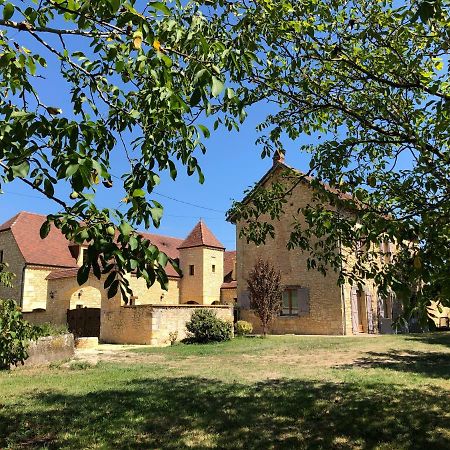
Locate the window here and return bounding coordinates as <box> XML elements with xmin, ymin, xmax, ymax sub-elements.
<box><xmin>189</xmin><ymin>265</ymin><xmax>194</xmax><ymax>276</ymax></box>
<box><xmin>212</xmin><ymin>264</ymin><xmax>216</xmax><ymax>273</ymax></box>
<box><xmin>281</xmin><ymin>287</ymin><xmax>310</xmax><ymax>316</ymax></box>
<box><xmin>0</xmin><ymin>250</ymin><xmax>3</xmax><ymax>263</ymax></box>
<box><xmin>282</xmin><ymin>288</ymin><xmax>299</xmax><ymax>316</ymax></box>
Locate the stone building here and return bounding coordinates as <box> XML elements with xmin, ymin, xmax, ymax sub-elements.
<box><xmin>0</xmin><ymin>212</ymin><xmax>236</xmax><ymax>343</ymax></box>
<box><xmin>229</xmin><ymin>153</ymin><xmax>393</xmax><ymax>335</ymax></box>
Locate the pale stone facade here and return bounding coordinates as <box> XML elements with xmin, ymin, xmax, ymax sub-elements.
<box><xmin>0</xmin><ymin>213</ymin><xmax>237</xmax><ymax>343</ymax></box>
<box><xmin>232</xmin><ymin>159</ymin><xmax>387</xmax><ymax>335</ymax></box>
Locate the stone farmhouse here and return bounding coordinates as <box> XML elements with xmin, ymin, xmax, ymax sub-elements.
<box><xmin>230</xmin><ymin>152</ymin><xmax>395</xmax><ymax>335</ymax></box>
<box><xmin>0</xmin><ymin>212</ymin><xmax>236</xmax><ymax>344</ymax></box>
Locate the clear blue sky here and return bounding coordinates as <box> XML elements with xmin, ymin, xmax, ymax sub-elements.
<box><xmin>0</xmin><ymin>27</ymin><xmax>312</xmax><ymax>250</ymax></box>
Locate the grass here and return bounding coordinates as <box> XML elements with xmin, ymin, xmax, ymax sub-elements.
<box><xmin>1</xmin><ymin>333</ymin><xmax>450</xmax><ymax>449</ymax></box>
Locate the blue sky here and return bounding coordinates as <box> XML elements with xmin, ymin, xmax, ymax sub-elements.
<box><xmin>0</xmin><ymin>31</ymin><xmax>312</xmax><ymax>250</ymax></box>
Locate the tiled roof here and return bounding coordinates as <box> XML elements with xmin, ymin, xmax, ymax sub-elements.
<box><xmin>0</xmin><ymin>212</ymin><xmax>231</xmax><ymax>281</ymax></box>
<box><xmin>178</xmin><ymin>220</ymin><xmax>225</xmax><ymax>250</ymax></box>
<box><xmin>221</xmin><ymin>280</ymin><xmax>237</xmax><ymax>289</ymax></box>
<box><xmin>46</xmin><ymin>268</ymin><xmax>79</xmax><ymax>280</ymax></box>
<box><xmin>223</xmin><ymin>250</ymin><xmax>236</xmax><ymax>283</ymax></box>
<box><xmin>0</xmin><ymin>211</ymin><xmax>78</xmax><ymax>268</ymax></box>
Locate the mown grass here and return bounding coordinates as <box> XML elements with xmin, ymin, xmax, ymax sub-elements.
<box><xmin>1</xmin><ymin>333</ymin><xmax>450</xmax><ymax>449</ymax></box>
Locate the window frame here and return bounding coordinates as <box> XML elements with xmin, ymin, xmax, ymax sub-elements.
<box><xmin>281</xmin><ymin>287</ymin><xmax>299</xmax><ymax>316</ymax></box>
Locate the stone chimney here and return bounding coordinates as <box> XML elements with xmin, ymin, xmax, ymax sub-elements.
<box><xmin>273</xmin><ymin>149</ymin><xmax>285</xmax><ymax>166</ymax></box>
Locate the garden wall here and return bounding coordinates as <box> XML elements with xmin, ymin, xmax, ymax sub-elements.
<box><xmin>17</xmin><ymin>333</ymin><xmax>75</xmax><ymax>368</ymax></box>
<box><xmin>100</xmin><ymin>304</ymin><xmax>234</xmax><ymax>346</ymax></box>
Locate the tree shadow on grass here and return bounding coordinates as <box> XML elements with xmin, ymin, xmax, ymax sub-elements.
<box><xmin>1</xmin><ymin>376</ymin><xmax>449</xmax><ymax>449</ymax></box>
<box><xmin>406</xmin><ymin>332</ymin><xmax>450</xmax><ymax>348</ymax></box>
<box><xmin>338</xmin><ymin>350</ymin><xmax>450</xmax><ymax>379</ymax></box>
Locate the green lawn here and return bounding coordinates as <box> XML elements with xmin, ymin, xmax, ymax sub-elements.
<box><xmin>1</xmin><ymin>334</ymin><xmax>450</xmax><ymax>449</ymax></box>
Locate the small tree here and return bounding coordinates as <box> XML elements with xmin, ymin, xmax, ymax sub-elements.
<box><xmin>246</xmin><ymin>259</ymin><xmax>283</xmax><ymax>337</ymax></box>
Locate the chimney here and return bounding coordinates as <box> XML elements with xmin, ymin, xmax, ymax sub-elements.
<box><xmin>273</xmin><ymin>149</ymin><xmax>285</xmax><ymax>166</ymax></box>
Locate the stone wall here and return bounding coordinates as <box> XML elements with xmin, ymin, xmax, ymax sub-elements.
<box><xmin>22</xmin><ymin>266</ymin><xmax>54</xmax><ymax>311</ymax></box>
<box><xmin>15</xmin><ymin>333</ymin><xmax>75</xmax><ymax>368</ymax></box>
<box><xmin>127</xmin><ymin>275</ymin><xmax>180</xmax><ymax>305</ymax></box>
<box><xmin>100</xmin><ymin>304</ymin><xmax>234</xmax><ymax>345</ymax></box>
<box><xmin>0</xmin><ymin>229</ymin><xmax>25</xmax><ymax>304</ymax></box>
<box><xmin>236</xmin><ymin>167</ymin><xmax>345</xmax><ymax>335</ymax></box>
<box><xmin>220</xmin><ymin>287</ymin><xmax>237</xmax><ymax>305</ymax></box>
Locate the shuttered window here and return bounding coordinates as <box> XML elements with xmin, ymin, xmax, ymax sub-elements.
<box><xmin>281</xmin><ymin>287</ymin><xmax>310</xmax><ymax>316</ymax></box>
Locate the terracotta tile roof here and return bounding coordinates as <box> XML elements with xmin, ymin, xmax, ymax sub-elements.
<box><xmin>221</xmin><ymin>280</ymin><xmax>237</xmax><ymax>289</ymax></box>
<box><xmin>223</xmin><ymin>250</ymin><xmax>236</xmax><ymax>283</ymax></box>
<box><xmin>0</xmin><ymin>212</ymin><xmax>231</xmax><ymax>280</ymax></box>
<box><xmin>178</xmin><ymin>220</ymin><xmax>225</xmax><ymax>250</ymax></box>
<box><xmin>0</xmin><ymin>211</ymin><xmax>78</xmax><ymax>268</ymax></box>
<box><xmin>46</xmin><ymin>268</ymin><xmax>79</xmax><ymax>280</ymax></box>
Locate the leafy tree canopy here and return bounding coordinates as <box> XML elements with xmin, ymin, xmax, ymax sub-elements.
<box><xmin>0</xmin><ymin>0</ymin><xmax>251</xmax><ymax>299</ymax></box>
<box><xmin>1</xmin><ymin>0</ymin><xmax>449</xmax><ymax>320</ymax></box>
<box><xmin>228</xmin><ymin>0</ymin><xmax>450</xmax><ymax>321</ymax></box>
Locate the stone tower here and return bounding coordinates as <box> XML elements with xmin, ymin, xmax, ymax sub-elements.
<box><xmin>178</xmin><ymin>220</ymin><xmax>225</xmax><ymax>305</ymax></box>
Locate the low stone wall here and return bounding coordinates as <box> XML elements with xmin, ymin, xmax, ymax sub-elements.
<box><xmin>17</xmin><ymin>333</ymin><xmax>75</xmax><ymax>368</ymax></box>
<box><xmin>100</xmin><ymin>304</ymin><xmax>234</xmax><ymax>346</ymax></box>
<box><xmin>240</xmin><ymin>309</ymin><xmax>344</xmax><ymax>335</ymax></box>
<box><xmin>22</xmin><ymin>309</ymin><xmax>53</xmax><ymax>325</ymax></box>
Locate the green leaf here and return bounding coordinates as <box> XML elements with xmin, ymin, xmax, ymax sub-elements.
<box><xmin>190</xmin><ymin>88</ymin><xmax>202</xmax><ymax>107</ymax></box>
<box><xmin>157</xmin><ymin>251</ymin><xmax>168</xmax><ymax>267</ymax></box>
<box><xmin>149</xmin><ymin>1</ymin><xmax>170</xmax><ymax>15</ymax></box>
<box><xmin>39</xmin><ymin>221</ymin><xmax>51</xmax><ymax>239</ymax></box>
<box><xmin>77</xmin><ymin>264</ymin><xmax>90</xmax><ymax>285</ymax></box>
<box><xmin>150</xmin><ymin>207</ymin><xmax>163</xmax><ymax>227</ymax></box>
<box><xmin>11</xmin><ymin>161</ymin><xmax>30</xmax><ymax>178</ymax></box>
<box><xmin>129</xmin><ymin>236</ymin><xmax>138</xmax><ymax>251</ymax></box>
<box><xmin>211</xmin><ymin>77</ymin><xmax>224</xmax><ymax>97</ymax></box>
<box><xmin>132</xmin><ymin>188</ymin><xmax>145</xmax><ymax>198</ymax></box>
<box><xmin>198</xmin><ymin>124</ymin><xmax>210</xmax><ymax>138</ymax></box>
<box><xmin>3</xmin><ymin>3</ymin><xmax>14</xmax><ymax>20</ymax></box>
<box><xmin>119</xmin><ymin>221</ymin><xmax>132</xmax><ymax>237</ymax></box>
<box><xmin>107</xmin><ymin>279</ymin><xmax>119</xmax><ymax>299</ymax></box>
<box><xmin>108</xmin><ymin>0</ymin><xmax>121</xmax><ymax>13</ymax></box>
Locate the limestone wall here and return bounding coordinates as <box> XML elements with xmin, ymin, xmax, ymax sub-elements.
<box><xmin>100</xmin><ymin>304</ymin><xmax>234</xmax><ymax>345</ymax></box>
<box><xmin>0</xmin><ymin>229</ymin><xmax>25</xmax><ymax>304</ymax></box>
<box><xmin>22</xmin><ymin>266</ymin><xmax>54</xmax><ymax>311</ymax></box>
<box><xmin>15</xmin><ymin>334</ymin><xmax>75</xmax><ymax>368</ymax></box>
<box><xmin>236</xmin><ymin>171</ymin><xmax>344</xmax><ymax>335</ymax></box>
<box><xmin>220</xmin><ymin>287</ymin><xmax>237</xmax><ymax>305</ymax></box>
<box><xmin>127</xmin><ymin>276</ymin><xmax>180</xmax><ymax>305</ymax></box>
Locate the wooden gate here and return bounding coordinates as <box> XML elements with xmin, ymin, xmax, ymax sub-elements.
<box><xmin>67</xmin><ymin>308</ymin><xmax>101</xmax><ymax>337</ymax></box>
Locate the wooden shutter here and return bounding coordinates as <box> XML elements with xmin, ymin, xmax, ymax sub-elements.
<box><xmin>238</xmin><ymin>291</ymin><xmax>250</xmax><ymax>309</ymax></box>
<box><xmin>350</xmin><ymin>288</ymin><xmax>359</xmax><ymax>334</ymax></box>
<box><xmin>366</xmin><ymin>291</ymin><xmax>374</xmax><ymax>333</ymax></box>
<box><xmin>297</xmin><ymin>287</ymin><xmax>310</xmax><ymax>316</ymax></box>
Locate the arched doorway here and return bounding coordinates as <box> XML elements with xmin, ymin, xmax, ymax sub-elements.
<box><xmin>69</xmin><ymin>286</ymin><xmax>102</xmax><ymax>310</ymax></box>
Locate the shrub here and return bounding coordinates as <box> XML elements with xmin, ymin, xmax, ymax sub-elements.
<box><xmin>0</xmin><ymin>298</ymin><xmax>38</xmax><ymax>369</ymax></box>
<box><xmin>235</xmin><ymin>320</ymin><xmax>253</xmax><ymax>336</ymax></box>
<box><xmin>186</xmin><ymin>309</ymin><xmax>233</xmax><ymax>343</ymax></box>
<box><xmin>33</xmin><ymin>322</ymin><xmax>69</xmax><ymax>338</ymax></box>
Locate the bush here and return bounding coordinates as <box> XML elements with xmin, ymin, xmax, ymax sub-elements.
<box><xmin>0</xmin><ymin>298</ymin><xmax>38</xmax><ymax>369</ymax></box>
<box><xmin>235</xmin><ymin>320</ymin><xmax>253</xmax><ymax>336</ymax></box>
<box><xmin>186</xmin><ymin>309</ymin><xmax>233</xmax><ymax>343</ymax></box>
<box><xmin>33</xmin><ymin>322</ymin><xmax>69</xmax><ymax>338</ymax></box>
